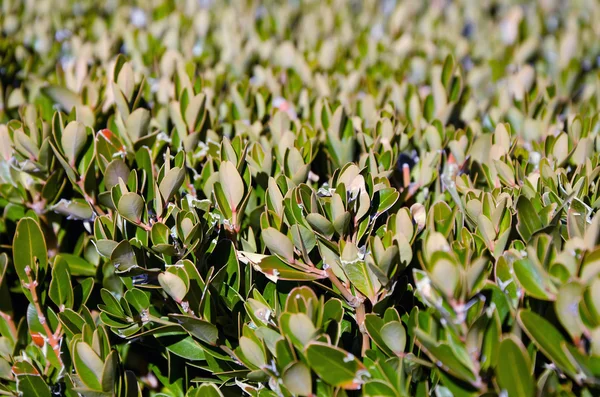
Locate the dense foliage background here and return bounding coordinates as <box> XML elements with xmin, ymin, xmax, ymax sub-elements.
<box><xmin>1</xmin><ymin>0</ymin><xmax>600</xmax><ymax>396</ymax></box>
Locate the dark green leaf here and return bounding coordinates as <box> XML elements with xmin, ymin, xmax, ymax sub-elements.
<box><xmin>13</xmin><ymin>218</ymin><xmax>47</xmax><ymax>283</ymax></box>
<box><xmin>497</xmin><ymin>336</ymin><xmax>534</xmax><ymax>397</ymax></box>
<box><xmin>517</xmin><ymin>310</ymin><xmax>579</xmax><ymax>377</ymax></box>
<box><xmin>170</xmin><ymin>314</ymin><xmax>218</xmax><ymax>345</ymax></box>
<box><xmin>49</xmin><ymin>256</ymin><xmax>73</xmax><ymax>309</ymax></box>
<box><xmin>306</xmin><ymin>342</ymin><xmax>367</xmax><ymax>390</ymax></box>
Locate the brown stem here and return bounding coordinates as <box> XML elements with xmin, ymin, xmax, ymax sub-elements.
<box><xmin>404</xmin><ymin>183</ymin><xmax>421</xmax><ymax>201</ymax></box>
<box><xmin>326</xmin><ymin>268</ymin><xmax>361</xmax><ymax>307</ymax></box>
<box><xmin>24</xmin><ymin>268</ymin><xmax>61</xmax><ymax>363</ymax></box>
<box><xmin>0</xmin><ymin>311</ymin><xmax>17</xmax><ymax>339</ymax></box>
<box><xmin>224</xmin><ymin>210</ymin><xmax>240</xmax><ymax>249</ymax></box>
<box><xmin>356</xmin><ymin>303</ymin><xmax>369</xmax><ymax>357</ymax></box>
<box><xmin>403</xmin><ymin>164</ymin><xmax>411</xmax><ymax>188</ymax></box>
<box><xmin>361</xmin><ymin>332</ymin><xmax>369</xmax><ymax>357</ymax></box>
<box><xmin>231</xmin><ymin>210</ymin><xmax>238</xmax><ymax>231</ymax></box>
<box><xmin>53</xmin><ymin>323</ymin><xmax>63</xmax><ymax>340</ymax></box>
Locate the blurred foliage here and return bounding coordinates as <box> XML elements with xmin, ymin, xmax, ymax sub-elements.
<box><xmin>1</xmin><ymin>0</ymin><xmax>600</xmax><ymax>396</ymax></box>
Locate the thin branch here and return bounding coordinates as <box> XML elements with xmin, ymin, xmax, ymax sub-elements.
<box><xmin>403</xmin><ymin>164</ymin><xmax>412</xmax><ymax>188</ymax></box>
<box><xmin>356</xmin><ymin>302</ymin><xmax>369</xmax><ymax>357</ymax></box>
<box><xmin>325</xmin><ymin>268</ymin><xmax>362</xmax><ymax>308</ymax></box>
<box><xmin>24</xmin><ymin>267</ymin><xmax>61</xmax><ymax>363</ymax></box>
<box><xmin>53</xmin><ymin>323</ymin><xmax>63</xmax><ymax>340</ymax></box>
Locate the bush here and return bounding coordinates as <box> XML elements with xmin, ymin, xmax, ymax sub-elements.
<box><xmin>1</xmin><ymin>1</ymin><xmax>600</xmax><ymax>396</ymax></box>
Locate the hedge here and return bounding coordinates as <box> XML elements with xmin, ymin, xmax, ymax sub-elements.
<box><xmin>1</xmin><ymin>1</ymin><xmax>600</xmax><ymax>396</ymax></box>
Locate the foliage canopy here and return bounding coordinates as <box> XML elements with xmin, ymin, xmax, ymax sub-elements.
<box><xmin>1</xmin><ymin>0</ymin><xmax>600</xmax><ymax>396</ymax></box>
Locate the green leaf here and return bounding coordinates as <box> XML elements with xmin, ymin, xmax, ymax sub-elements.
<box><xmin>282</xmin><ymin>362</ymin><xmax>312</xmax><ymax>396</ymax></box>
<box><xmin>104</xmin><ymin>159</ymin><xmax>131</xmax><ymax>190</ymax></box>
<box><xmin>306</xmin><ymin>342</ymin><xmax>367</xmax><ymax>390</ymax></box>
<box><xmin>124</xmin><ymin>288</ymin><xmax>150</xmax><ymax>313</ymax></box>
<box><xmin>13</xmin><ymin>361</ymin><xmax>51</xmax><ymax>397</ymax></box>
<box><xmin>344</xmin><ymin>259</ymin><xmax>379</xmax><ymax>302</ymax></box>
<box><xmin>49</xmin><ymin>256</ymin><xmax>73</xmax><ymax>309</ymax></box>
<box><xmin>213</xmin><ymin>182</ymin><xmax>233</xmax><ymax>219</ymax></box>
<box><xmin>380</xmin><ymin>321</ymin><xmax>406</xmax><ymax>356</ymax></box>
<box><xmin>58</xmin><ymin>308</ymin><xmax>86</xmax><ymax>337</ymax></box>
<box><xmin>481</xmin><ymin>307</ymin><xmax>501</xmax><ymax>371</ymax></box>
<box><xmin>118</xmin><ymin>192</ymin><xmax>145</xmax><ymax>224</ymax></box>
<box><xmin>280</xmin><ymin>312</ymin><xmax>316</xmax><ymax>348</ymax></box>
<box><xmin>101</xmin><ymin>350</ymin><xmax>118</xmax><ymax>392</ymax></box>
<box><xmin>364</xmin><ymin>314</ymin><xmax>395</xmax><ymax>356</ymax></box>
<box><xmin>239</xmin><ymin>336</ymin><xmax>266</xmax><ymax>368</ymax></box>
<box><xmin>306</xmin><ymin>213</ymin><xmax>335</xmax><ymax>238</ymax></box>
<box><xmin>62</xmin><ymin>121</ymin><xmax>88</xmax><ymax>165</ymax></box>
<box><xmin>75</xmin><ymin>342</ymin><xmax>104</xmax><ymax>390</ymax></box>
<box><xmin>376</xmin><ymin>188</ymin><xmax>399</xmax><ymax>215</ymax></box>
<box><xmin>95</xmin><ymin>239</ymin><xmax>119</xmax><ymax>258</ymax></box>
<box><xmin>42</xmin><ymin>85</ymin><xmax>82</xmax><ymax>112</ymax></box>
<box><xmin>415</xmin><ymin>329</ymin><xmax>480</xmax><ymax>386</ymax></box>
<box><xmin>517</xmin><ymin>310</ymin><xmax>579</xmax><ymax>377</ymax></box>
<box><xmin>429</xmin><ymin>253</ymin><xmax>460</xmax><ymax>298</ymax></box>
<box><xmin>0</xmin><ymin>252</ymin><xmax>7</xmax><ymax>285</ymax></box>
<box><xmin>262</xmin><ymin>227</ymin><xmax>295</xmax><ymax>262</ymax></box>
<box><xmin>110</xmin><ymin>240</ymin><xmax>137</xmax><ymax>273</ymax></box>
<box><xmin>497</xmin><ymin>336</ymin><xmax>534</xmax><ymax>397</ymax></box>
<box><xmin>555</xmin><ymin>282</ymin><xmax>585</xmax><ymax>342</ymax></box>
<box><xmin>581</xmin><ymin>248</ymin><xmax>600</xmax><ymax>282</ymax></box>
<box><xmin>159</xmin><ymin>166</ymin><xmax>186</xmax><ymax>202</ymax></box>
<box><xmin>423</xmin><ymin>95</ymin><xmax>435</xmax><ymax>122</ymax></box>
<box><xmin>27</xmin><ymin>303</ymin><xmax>45</xmax><ymax>335</ymax></box>
<box><xmin>494</xmin><ymin>159</ymin><xmax>516</xmax><ymax>186</ymax></box>
<box><xmin>151</xmin><ymin>222</ymin><xmax>171</xmax><ymax>245</ymax></box>
<box><xmin>126</xmin><ymin>108</ymin><xmax>151</xmax><ymax>141</ymax></box>
<box><xmin>57</xmin><ymin>253</ymin><xmax>97</xmax><ymax>276</ymax></box>
<box><xmin>13</xmin><ymin>217</ymin><xmax>47</xmax><ymax>283</ymax></box>
<box><xmin>219</xmin><ymin>161</ymin><xmax>244</xmax><ymax>211</ymax></box>
<box><xmin>441</xmin><ymin>54</ymin><xmax>455</xmax><ymax>89</ymax></box>
<box><xmin>74</xmin><ymin>278</ymin><xmax>95</xmax><ymax>310</ymax></box>
<box><xmin>364</xmin><ymin>380</ymin><xmax>397</xmax><ymax>397</ymax></box>
<box><xmin>267</xmin><ymin>177</ymin><xmax>284</xmax><ymax>216</ymax></box>
<box><xmin>429</xmin><ymin>201</ymin><xmax>454</xmax><ymax>237</ymax></box>
<box><xmin>51</xmin><ymin>199</ymin><xmax>93</xmax><ymax>220</ymax></box>
<box><xmin>196</xmin><ymin>384</ymin><xmax>224</xmax><ymax>397</ymax></box>
<box><xmin>50</xmin><ymin>142</ymin><xmax>78</xmax><ymax>183</ymax></box>
<box><xmin>291</xmin><ymin>224</ymin><xmax>316</xmax><ymax>257</ymax></box>
<box><xmin>513</xmin><ymin>258</ymin><xmax>556</xmax><ymax>300</ymax></box>
<box><xmin>170</xmin><ymin>314</ymin><xmax>218</xmax><ymax>345</ymax></box>
<box><xmin>155</xmin><ymin>332</ymin><xmax>206</xmax><ymax>361</ymax></box>
<box><xmin>122</xmin><ymin>370</ymin><xmax>142</xmax><ymax>397</ymax></box>
<box><xmin>256</xmin><ymin>256</ymin><xmax>324</xmax><ymax>282</ymax></box>
<box><xmin>158</xmin><ymin>268</ymin><xmax>189</xmax><ymax>303</ymax></box>
<box><xmin>516</xmin><ymin>197</ymin><xmax>543</xmax><ymax>241</ymax></box>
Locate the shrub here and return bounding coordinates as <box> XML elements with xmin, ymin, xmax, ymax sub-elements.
<box><xmin>1</xmin><ymin>1</ymin><xmax>600</xmax><ymax>396</ymax></box>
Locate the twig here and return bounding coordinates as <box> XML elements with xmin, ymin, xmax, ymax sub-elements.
<box><xmin>24</xmin><ymin>267</ymin><xmax>61</xmax><ymax>363</ymax></box>
<box><xmin>325</xmin><ymin>268</ymin><xmax>362</xmax><ymax>308</ymax></box>
<box><xmin>403</xmin><ymin>164</ymin><xmax>410</xmax><ymax>188</ymax></box>
<box><xmin>53</xmin><ymin>324</ymin><xmax>63</xmax><ymax>340</ymax></box>
<box><xmin>356</xmin><ymin>303</ymin><xmax>369</xmax><ymax>357</ymax></box>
